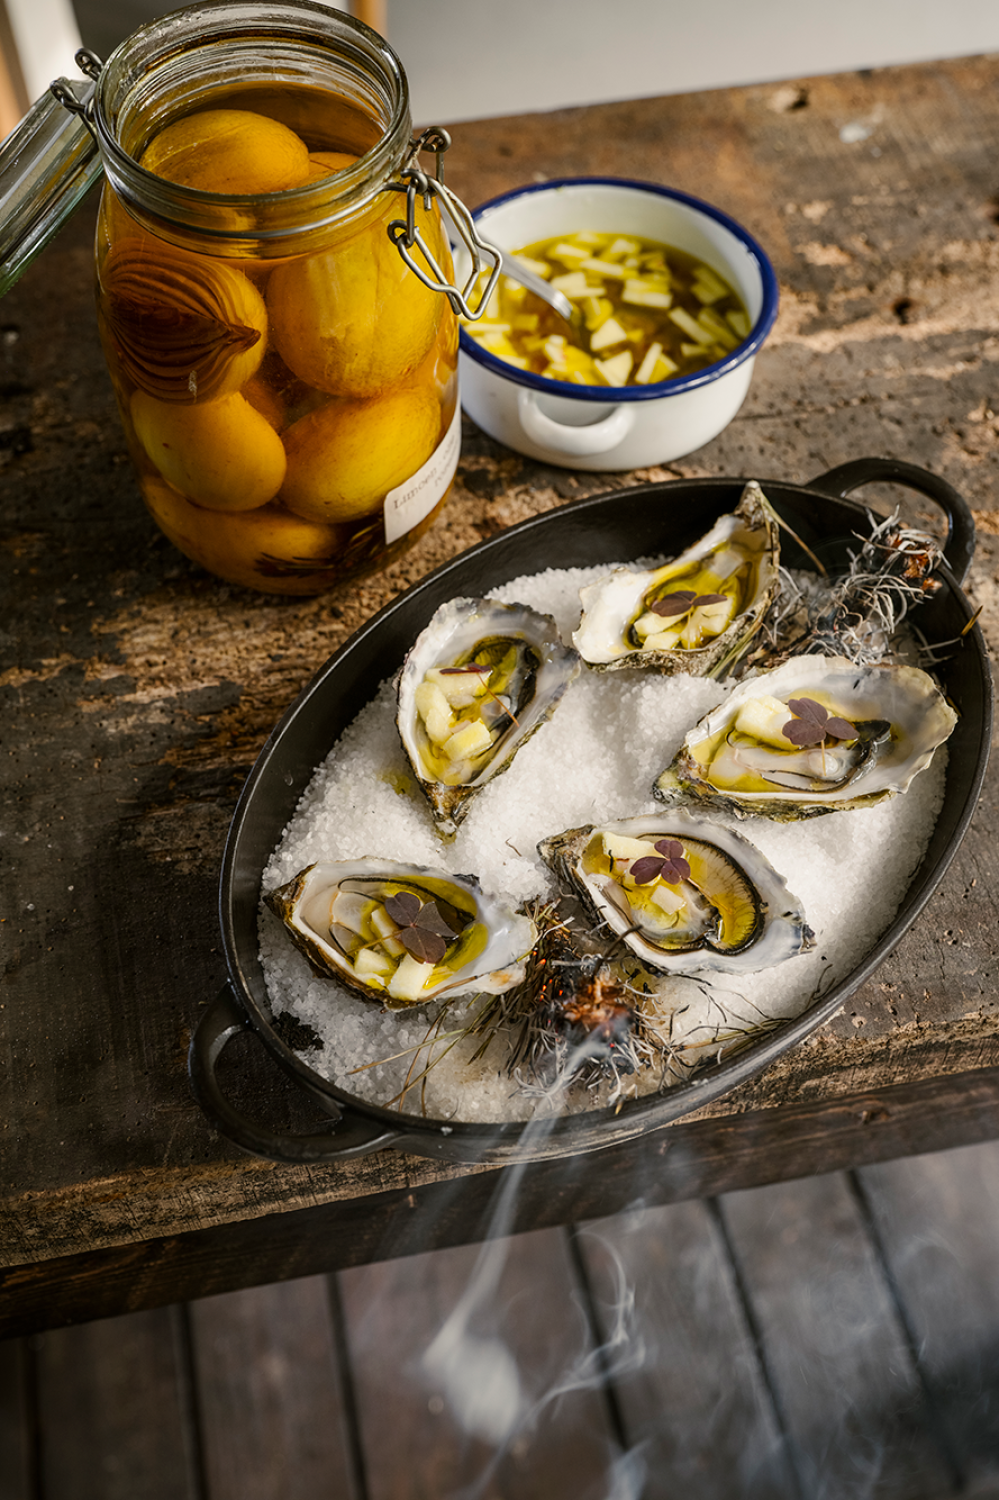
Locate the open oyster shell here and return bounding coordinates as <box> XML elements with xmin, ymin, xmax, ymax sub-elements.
<box><xmin>654</xmin><ymin>654</ymin><xmax>958</xmax><ymax>820</ymax></box>
<box><xmin>538</xmin><ymin>813</ymin><xmax>813</xmax><ymax>975</ymax></box>
<box><xmin>397</xmin><ymin>596</ymin><xmax>580</xmax><ymax>839</ymax></box>
<box><xmin>572</xmin><ymin>481</ymin><xmax>780</xmax><ymax>677</ymax></box>
<box><xmin>267</xmin><ymin>859</ymin><xmax>537</xmax><ymax>1009</ymax></box>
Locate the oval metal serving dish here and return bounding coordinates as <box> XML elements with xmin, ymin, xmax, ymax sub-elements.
<box><xmin>190</xmin><ymin>457</ymin><xmax>992</xmax><ymax>1165</ymax></box>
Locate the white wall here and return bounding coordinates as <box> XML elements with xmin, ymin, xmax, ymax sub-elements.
<box><xmin>386</xmin><ymin>0</ymin><xmax>999</xmax><ymax>123</ymax></box>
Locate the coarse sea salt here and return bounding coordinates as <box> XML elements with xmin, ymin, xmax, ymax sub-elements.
<box><xmin>258</xmin><ymin>563</ymin><xmax>948</xmax><ymax>1125</ymax></box>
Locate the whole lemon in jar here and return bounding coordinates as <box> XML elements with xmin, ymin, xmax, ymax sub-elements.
<box><xmin>144</xmin><ymin>478</ymin><xmax>343</xmax><ymax>594</ymax></box>
<box><xmin>280</xmin><ymin>384</ymin><xmax>441</xmax><ymax>524</ymax></box>
<box><xmin>140</xmin><ymin>108</ymin><xmax>312</xmax><ymax>194</ymax></box>
<box><xmin>131</xmin><ymin>389</ymin><xmax>287</xmax><ymax>511</ymax></box>
<box><xmin>266</xmin><ymin>199</ymin><xmax>448</xmax><ymax>398</ymax></box>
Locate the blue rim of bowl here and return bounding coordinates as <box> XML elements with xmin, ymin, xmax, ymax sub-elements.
<box><xmin>456</xmin><ymin>175</ymin><xmax>780</xmax><ymax>403</ymax></box>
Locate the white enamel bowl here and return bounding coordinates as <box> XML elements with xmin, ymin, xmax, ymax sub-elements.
<box><xmin>456</xmin><ymin>177</ymin><xmax>779</xmax><ymax>471</ymax></box>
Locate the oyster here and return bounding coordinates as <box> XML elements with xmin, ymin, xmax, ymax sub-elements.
<box><xmin>655</xmin><ymin>654</ymin><xmax>958</xmax><ymax>820</ymax></box>
<box><xmin>538</xmin><ymin>814</ymin><xmax>813</xmax><ymax>975</ymax></box>
<box><xmin>267</xmin><ymin>859</ymin><xmax>537</xmax><ymax>1009</ymax></box>
<box><xmin>397</xmin><ymin>596</ymin><xmax>580</xmax><ymax>839</ymax></box>
<box><xmin>572</xmin><ymin>481</ymin><xmax>780</xmax><ymax>676</ymax></box>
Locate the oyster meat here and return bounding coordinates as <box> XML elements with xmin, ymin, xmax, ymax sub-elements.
<box><xmin>572</xmin><ymin>481</ymin><xmax>780</xmax><ymax>677</ymax></box>
<box><xmin>655</xmin><ymin>654</ymin><xmax>958</xmax><ymax>819</ymax></box>
<box><xmin>538</xmin><ymin>814</ymin><xmax>813</xmax><ymax>975</ymax></box>
<box><xmin>267</xmin><ymin>859</ymin><xmax>537</xmax><ymax>1009</ymax></box>
<box><xmin>397</xmin><ymin>596</ymin><xmax>580</xmax><ymax>839</ymax></box>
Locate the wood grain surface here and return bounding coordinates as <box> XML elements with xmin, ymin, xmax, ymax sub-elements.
<box><xmin>1</xmin><ymin>55</ymin><xmax>998</xmax><ymax>1306</ymax></box>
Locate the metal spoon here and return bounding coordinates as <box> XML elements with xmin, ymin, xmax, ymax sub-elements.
<box><xmin>491</xmin><ymin>246</ymin><xmax>578</xmax><ymax>326</ymax></box>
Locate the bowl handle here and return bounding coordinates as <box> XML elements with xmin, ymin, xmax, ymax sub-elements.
<box><xmin>808</xmin><ymin>456</ymin><xmax>976</xmax><ymax>585</ymax></box>
<box><xmin>188</xmin><ymin>984</ymin><xmax>401</xmax><ymax>1163</ymax></box>
<box><xmin>516</xmin><ymin>387</ymin><xmax>637</xmax><ymax>457</ymax></box>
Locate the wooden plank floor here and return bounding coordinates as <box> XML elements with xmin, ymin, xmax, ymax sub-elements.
<box><xmin>4</xmin><ymin>1139</ymin><xmax>999</xmax><ymax>1499</ymax></box>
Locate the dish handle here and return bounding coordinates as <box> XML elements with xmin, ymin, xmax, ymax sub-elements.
<box><xmin>516</xmin><ymin>387</ymin><xmax>637</xmax><ymax>457</ymax></box>
<box><xmin>808</xmin><ymin>456</ymin><xmax>976</xmax><ymax>586</ymax></box>
<box><xmin>188</xmin><ymin>985</ymin><xmax>402</xmax><ymax>1163</ymax></box>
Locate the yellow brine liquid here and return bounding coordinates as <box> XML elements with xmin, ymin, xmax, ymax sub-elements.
<box><xmin>96</xmin><ymin>88</ymin><xmax>459</xmax><ymax>595</ymax></box>
<box><xmin>463</xmin><ymin>230</ymin><xmax>750</xmax><ymax>388</ymax></box>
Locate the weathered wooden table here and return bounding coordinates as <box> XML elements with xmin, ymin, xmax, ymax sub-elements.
<box><xmin>2</xmin><ymin>53</ymin><xmax>998</xmax><ymax>1339</ymax></box>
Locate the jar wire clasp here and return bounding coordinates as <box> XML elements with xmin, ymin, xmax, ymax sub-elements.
<box><xmin>386</xmin><ymin>126</ymin><xmax>501</xmax><ymax>321</ymax></box>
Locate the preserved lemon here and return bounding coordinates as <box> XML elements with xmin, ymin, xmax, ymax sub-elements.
<box><xmin>132</xmin><ymin>389</ymin><xmax>287</xmax><ymax>511</ymax></box>
<box><xmin>307</xmin><ymin>150</ymin><xmax>359</xmax><ymax>179</ymax></box>
<box><xmin>144</xmin><ymin>479</ymin><xmax>341</xmax><ymax>594</ymax></box>
<box><xmin>281</xmin><ymin>385</ymin><xmax>440</xmax><ymax>523</ymax></box>
<box><xmin>100</xmin><ymin>238</ymin><xmax>268</xmax><ymax>403</ymax></box>
<box><xmin>140</xmin><ymin>108</ymin><xmax>311</xmax><ymax>194</ymax></box>
<box><xmin>266</xmin><ymin>198</ymin><xmax>445</xmax><ymax>397</ymax></box>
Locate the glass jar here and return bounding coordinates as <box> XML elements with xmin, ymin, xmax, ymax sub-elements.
<box><xmin>53</xmin><ymin>2</ymin><xmax>491</xmax><ymax>595</ymax></box>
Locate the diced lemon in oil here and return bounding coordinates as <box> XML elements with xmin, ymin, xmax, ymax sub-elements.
<box><xmin>590</xmin><ymin>316</ymin><xmax>628</xmax><ymax>352</ymax></box>
<box><xmin>461</xmin><ymin>229</ymin><xmax>749</xmax><ymax>388</ymax></box>
<box><xmin>692</xmin><ymin>265</ymin><xmax>729</xmax><ymax>304</ymax></box>
<box><xmin>669</xmin><ymin>306</ymin><xmax>715</xmax><ymax>345</ymax></box>
<box><xmin>370</xmin><ymin>904</ymin><xmax>407</xmax><ymax>959</ymax></box>
<box><xmin>581</xmin><ymin>257</ymin><xmax>628</xmax><ymax>279</ymax></box>
<box><xmin>550</xmin><ymin>241</ymin><xmax>590</xmax><ymax>265</ymax></box>
<box><xmin>550</xmin><ymin>271</ymin><xmax>600</xmax><ymax>299</ymax></box>
<box><xmin>424</xmin><ymin>667</ymin><xmax>490</xmax><ymax>709</ymax></box>
<box><xmin>387</xmin><ymin>952</ymin><xmax>437</xmax><ymax>1002</ymax></box>
<box><xmin>651</xmin><ymin>882</ymin><xmax>686</xmax><ymax>916</ymax></box>
<box><xmin>594</xmin><ymin>350</ymin><xmax>634</xmax><ymax>385</ymax></box>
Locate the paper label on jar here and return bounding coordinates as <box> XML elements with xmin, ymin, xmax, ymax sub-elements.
<box><xmin>383</xmin><ymin>400</ymin><xmax>461</xmax><ymax>546</ymax></box>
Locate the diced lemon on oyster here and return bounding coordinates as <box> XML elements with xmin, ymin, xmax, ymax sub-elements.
<box><xmin>573</xmin><ymin>481</ymin><xmax>780</xmax><ymax>676</ymax></box>
<box><xmin>538</xmin><ymin>814</ymin><xmax>813</xmax><ymax>975</ymax></box>
<box><xmin>655</xmin><ymin>655</ymin><xmax>959</xmax><ymax>819</ymax></box>
<box><xmin>266</xmin><ymin>860</ymin><xmax>537</xmax><ymax>1008</ymax></box>
<box><xmin>397</xmin><ymin>597</ymin><xmax>580</xmax><ymax>839</ymax></box>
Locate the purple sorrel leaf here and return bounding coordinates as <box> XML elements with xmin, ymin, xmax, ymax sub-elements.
<box><xmin>398</xmin><ymin>924</ymin><xmax>448</xmax><ymax>964</ymax></box>
<box><xmin>650</xmin><ymin>590</ymin><xmax>697</xmax><ymax>617</ymax></box>
<box><xmin>383</xmin><ymin>890</ymin><xmax>458</xmax><ymax>965</ymax></box>
<box><xmin>384</xmin><ymin>890</ymin><xmax>421</xmax><ymax>926</ymax></box>
<box><xmin>629</xmin><ymin>838</ymin><xmax>691</xmax><ymax>886</ymax></box>
<box><xmin>782</xmin><ymin>697</ymin><xmax>856</xmax><ymax>748</ymax></box>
